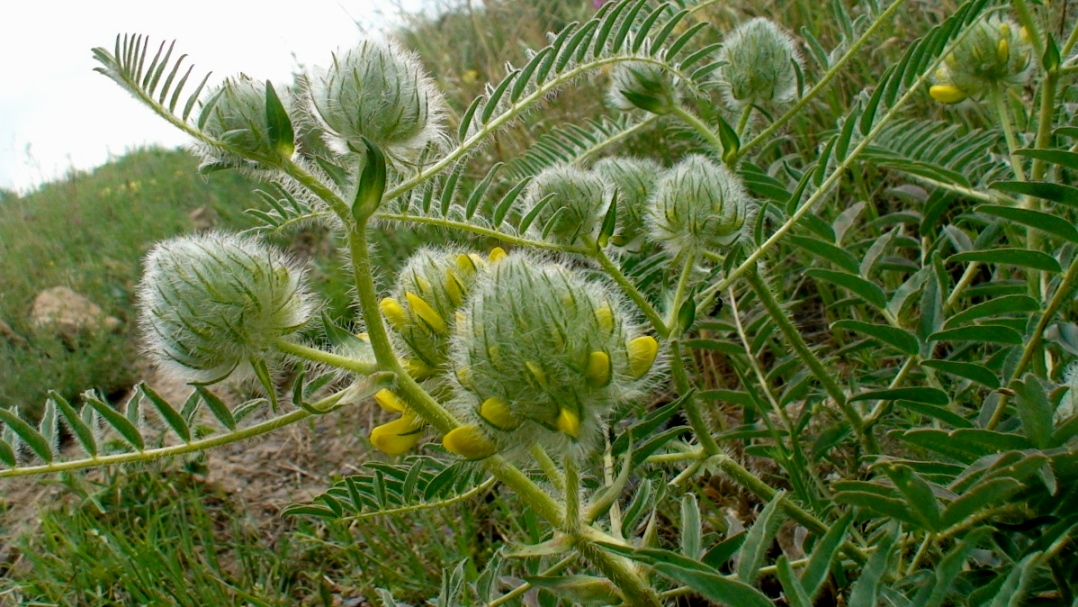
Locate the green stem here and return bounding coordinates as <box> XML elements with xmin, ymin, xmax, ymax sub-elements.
<box><xmin>669</xmin><ymin>340</ymin><xmax>721</xmax><ymax>455</ymax></box>
<box><xmin>484</xmin><ymin>555</ymin><xmax>577</xmax><ymax>607</ymax></box>
<box><xmin>987</xmin><ymin>252</ymin><xmax>1078</xmax><ymax>429</ymax></box>
<box><xmin>736</xmin><ymin>104</ymin><xmax>753</xmax><ymax>139</ymax></box>
<box><xmin>670</xmin><ymin>105</ymin><xmax>726</xmax><ymax>155</ymax></box>
<box><xmin>576</xmin><ymin>529</ymin><xmax>664</xmax><ymax>607</ymax></box>
<box><xmin>530</xmin><ymin>444</ymin><xmax>565</xmax><ymax>492</ymax></box>
<box><xmin>376</xmin><ymin>212</ymin><xmax>583</xmax><ymax>253</ymax></box>
<box><xmin>564</xmin><ymin>454</ymin><xmax>581</xmax><ymax>535</ymax></box>
<box><xmin>736</xmin><ymin>0</ymin><xmax>911</xmax><ymax>160</ymax></box>
<box><xmin>272</xmin><ymin>338</ymin><xmax>380</xmax><ymax>375</ymax></box>
<box><xmin>283</xmin><ymin>159</ymin><xmax>353</xmax><ymax>221</ymax></box>
<box><xmin>592</xmin><ymin>247</ymin><xmax>668</xmax><ymax>337</ymax></box>
<box><xmin>710</xmin><ymin>454</ymin><xmax>868</xmax><ymax>564</ymax></box>
<box><xmin>1010</xmin><ymin>0</ymin><xmax>1043</xmax><ymax>58</ymax></box>
<box><xmin>990</xmin><ymin>85</ymin><xmax>1028</xmax><ymax>183</ymax></box>
<box><xmin>667</xmin><ymin>251</ymin><xmax>698</xmax><ymax>335</ymax></box>
<box><xmin>945</xmin><ymin>261</ymin><xmax>981</xmax><ymax>312</ymax></box>
<box><xmin>744</xmin><ymin>269</ymin><xmax>862</xmax><ymax>436</ymax></box>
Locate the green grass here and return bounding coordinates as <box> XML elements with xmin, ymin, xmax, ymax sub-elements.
<box><xmin>0</xmin><ymin>148</ymin><xmax>263</xmax><ymax>416</ymax></box>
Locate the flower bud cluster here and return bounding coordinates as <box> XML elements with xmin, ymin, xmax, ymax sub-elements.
<box><xmin>717</xmin><ymin>18</ymin><xmax>802</xmax><ymax>108</ymax></box>
<box><xmin>522</xmin><ymin>166</ymin><xmax>611</xmax><ymax>246</ymax></box>
<box><xmin>442</xmin><ymin>252</ymin><xmax>660</xmax><ymax>459</ymax></box>
<box><xmin>647</xmin><ymin>154</ymin><xmax>750</xmax><ymax>258</ymax></box>
<box><xmin>930</xmin><ymin>16</ymin><xmax>1033</xmax><ymax>104</ymax></box>
<box><xmin>369</xmin><ymin>247</ymin><xmax>500</xmax><ymax>455</ymax></box>
<box><xmin>198</xmin><ymin>76</ymin><xmax>288</xmax><ymax>170</ymax></box>
<box><xmin>309</xmin><ymin>39</ymin><xmax>444</xmax><ymax>158</ymax></box>
<box><xmin>592</xmin><ymin>156</ymin><xmax>662</xmax><ymax>250</ymax></box>
<box><xmin>607</xmin><ymin>60</ymin><xmax>680</xmax><ymax>115</ymax></box>
<box><xmin>138</xmin><ymin>232</ymin><xmax>314</xmax><ymax>384</ymax></box>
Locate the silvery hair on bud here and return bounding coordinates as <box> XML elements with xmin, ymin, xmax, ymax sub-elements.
<box><xmin>717</xmin><ymin>18</ymin><xmax>802</xmax><ymax>109</ymax></box>
<box><xmin>307</xmin><ymin>38</ymin><xmax>446</xmax><ymax>160</ymax></box>
<box><xmin>138</xmin><ymin>232</ymin><xmax>315</xmax><ymax>384</ymax></box>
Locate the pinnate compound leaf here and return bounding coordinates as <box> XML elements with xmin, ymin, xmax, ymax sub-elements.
<box><xmin>140</xmin><ymin>383</ymin><xmax>191</xmax><ymax>442</ymax></box>
<box><xmin>84</xmin><ymin>391</ymin><xmax>144</xmax><ymax>451</ymax></box>
<box><xmin>832</xmin><ymin>320</ymin><xmax>919</xmax><ymax>355</ymax></box>
<box><xmin>0</xmin><ymin>408</ymin><xmax>52</xmax><ymax>463</ymax></box>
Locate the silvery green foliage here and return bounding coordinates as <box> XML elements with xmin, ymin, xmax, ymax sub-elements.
<box><xmin>449</xmin><ymin>253</ymin><xmax>655</xmax><ymax>453</ymax></box>
<box><xmin>607</xmin><ymin>60</ymin><xmax>680</xmax><ymax>115</ymax></box>
<box><xmin>934</xmin><ymin>16</ymin><xmax>1033</xmax><ymax>98</ymax></box>
<box><xmin>717</xmin><ymin>18</ymin><xmax>802</xmax><ymax>108</ymax></box>
<box><xmin>522</xmin><ymin>165</ymin><xmax>610</xmax><ymax>246</ymax></box>
<box><xmin>592</xmin><ymin>156</ymin><xmax>663</xmax><ymax>251</ymax></box>
<box><xmin>648</xmin><ymin>154</ymin><xmax>750</xmax><ymax>258</ymax></box>
<box><xmin>198</xmin><ymin>75</ymin><xmax>286</xmax><ymax>169</ymax></box>
<box><xmin>309</xmin><ymin>39</ymin><xmax>444</xmax><ymax>159</ymax></box>
<box><xmin>138</xmin><ymin>232</ymin><xmax>314</xmax><ymax>383</ymax></box>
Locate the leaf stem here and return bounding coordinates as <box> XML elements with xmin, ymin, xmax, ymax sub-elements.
<box><xmin>272</xmin><ymin>338</ymin><xmax>380</xmax><ymax>375</ymax></box>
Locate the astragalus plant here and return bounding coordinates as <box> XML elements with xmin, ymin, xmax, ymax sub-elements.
<box><xmin>3</xmin><ymin>0</ymin><xmax>1077</xmax><ymax>604</ymax></box>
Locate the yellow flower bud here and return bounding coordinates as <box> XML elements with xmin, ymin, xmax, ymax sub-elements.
<box><xmin>556</xmin><ymin>407</ymin><xmax>581</xmax><ymax>439</ymax></box>
<box><xmin>374</xmin><ymin>388</ymin><xmax>406</xmax><ymax>413</ymax></box>
<box><xmin>445</xmin><ymin>268</ymin><xmax>465</xmax><ymax>306</ymax></box>
<box><xmin>627</xmin><ymin>336</ymin><xmax>659</xmax><ymax>379</ymax></box>
<box><xmin>998</xmin><ymin>22</ymin><xmax>1011</xmax><ymax>38</ymax></box>
<box><xmin>929</xmin><ymin>84</ymin><xmax>968</xmax><ymax>104</ymax></box>
<box><xmin>997</xmin><ymin>37</ymin><xmax>1010</xmax><ymax>65</ymax></box>
<box><xmin>525</xmin><ymin>361</ymin><xmax>548</xmax><ymax>389</ymax></box>
<box><xmin>443</xmin><ymin>425</ymin><xmax>497</xmax><ymax>459</ymax></box>
<box><xmin>1019</xmin><ymin>26</ymin><xmax>1031</xmax><ymax>43</ymax></box>
<box><xmin>586</xmin><ymin>351</ymin><xmax>612</xmax><ymax>388</ymax></box>
<box><xmin>456</xmin><ymin>253</ymin><xmax>478</xmax><ymax>278</ymax></box>
<box><xmin>456</xmin><ymin>366</ymin><xmax>474</xmax><ymax>389</ymax></box>
<box><xmin>406</xmin><ymin>292</ymin><xmax>448</xmax><ymax>334</ymax></box>
<box><xmin>379</xmin><ymin>297</ymin><xmax>409</xmax><ymax>331</ymax></box>
<box><xmin>370</xmin><ymin>414</ymin><xmax>423</xmax><ymax>456</ymax></box>
<box><xmin>403</xmin><ymin>357</ymin><xmax>433</xmax><ymax>379</ymax></box>
<box><xmin>595</xmin><ymin>304</ymin><xmax>615</xmax><ymax>333</ymax></box>
<box><xmin>356</xmin><ymin>332</ymin><xmax>370</xmax><ymax>341</ymax></box>
<box><xmin>479</xmin><ymin>397</ymin><xmax>520</xmax><ymax>430</ymax></box>
<box><xmin>488</xmin><ymin>247</ymin><xmax>508</xmax><ymax>263</ymax></box>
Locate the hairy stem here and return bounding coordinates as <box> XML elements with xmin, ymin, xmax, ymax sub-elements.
<box><xmin>272</xmin><ymin>338</ymin><xmax>380</xmax><ymax>375</ymax></box>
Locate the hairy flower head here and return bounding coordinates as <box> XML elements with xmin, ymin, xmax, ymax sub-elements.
<box><xmin>931</xmin><ymin>16</ymin><xmax>1033</xmax><ymax>103</ymax></box>
<box><xmin>592</xmin><ymin>156</ymin><xmax>662</xmax><ymax>250</ymax></box>
<box><xmin>522</xmin><ymin>165</ymin><xmax>609</xmax><ymax>246</ymax></box>
<box><xmin>138</xmin><ymin>232</ymin><xmax>314</xmax><ymax>384</ymax></box>
<box><xmin>444</xmin><ymin>253</ymin><xmax>659</xmax><ymax>458</ymax></box>
<box><xmin>607</xmin><ymin>60</ymin><xmax>680</xmax><ymax>115</ymax></box>
<box><xmin>717</xmin><ymin>18</ymin><xmax>802</xmax><ymax>108</ymax></box>
<box><xmin>309</xmin><ymin>39</ymin><xmax>444</xmax><ymax>158</ymax></box>
<box><xmin>648</xmin><ymin>154</ymin><xmax>750</xmax><ymax>257</ymax></box>
<box><xmin>197</xmin><ymin>75</ymin><xmax>293</xmax><ymax>170</ymax></box>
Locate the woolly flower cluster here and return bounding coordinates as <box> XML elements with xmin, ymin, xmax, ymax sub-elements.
<box><xmin>138</xmin><ymin>232</ymin><xmax>314</xmax><ymax>384</ymax></box>
<box><xmin>717</xmin><ymin>18</ymin><xmax>802</xmax><ymax>108</ymax></box>
<box><xmin>442</xmin><ymin>253</ymin><xmax>660</xmax><ymax>459</ymax></box>
<box><xmin>930</xmin><ymin>16</ymin><xmax>1033</xmax><ymax>104</ymax></box>
<box><xmin>368</xmin><ymin>247</ymin><xmax>494</xmax><ymax>455</ymax></box>
<box><xmin>196</xmin><ymin>38</ymin><xmax>444</xmax><ymax>171</ymax></box>
<box><xmin>308</xmin><ymin>39</ymin><xmax>445</xmax><ymax>158</ymax></box>
<box><xmin>607</xmin><ymin>60</ymin><xmax>680</xmax><ymax>115</ymax></box>
<box><xmin>521</xmin><ymin>166</ymin><xmax>611</xmax><ymax>247</ymax></box>
<box><xmin>648</xmin><ymin>154</ymin><xmax>750</xmax><ymax>258</ymax></box>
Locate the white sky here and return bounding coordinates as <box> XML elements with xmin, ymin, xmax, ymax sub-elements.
<box><xmin>0</xmin><ymin>0</ymin><xmax>445</xmax><ymax>193</ymax></box>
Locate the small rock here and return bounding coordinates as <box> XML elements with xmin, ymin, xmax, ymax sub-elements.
<box><xmin>189</xmin><ymin>206</ymin><xmax>217</xmax><ymax>231</ymax></box>
<box><xmin>0</xmin><ymin>319</ymin><xmax>27</xmax><ymax>346</ymax></box>
<box><xmin>30</xmin><ymin>287</ymin><xmax>120</xmax><ymax>344</ymax></box>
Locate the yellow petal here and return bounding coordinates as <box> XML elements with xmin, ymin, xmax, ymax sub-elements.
<box><xmin>479</xmin><ymin>397</ymin><xmax>519</xmax><ymax>430</ymax></box>
<box><xmin>556</xmin><ymin>407</ymin><xmax>581</xmax><ymax>439</ymax></box>
<box><xmin>488</xmin><ymin>345</ymin><xmax>502</xmax><ymax>367</ymax></box>
<box><xmin>445</xmin><ymin>268</ymin><xmax>465</xmax><ymax>307</ymax></box>
<box><xmin>403</xmin><ymin>357</ymin><xmax>433</xmax><ymax>379</ymax></box>
<box><xmin>356</xmin><ymin>332</ymin><xmax>370</xmax><ymax>341</ymax></box>
<box><xmin>997</xmin><ymin>37</ymin><xmax>1010</xmax><ymax>65</ymax></box>
<box><xmin>456</xmin><ymin>253</ymin><xmax>478</xmax><ymax>278</ymax></box>
<box><xmin>946</xmin><ymin>53</ymin><xmax>958</xmax><ymax>67</ymax></box>
<box><xmin>443</xmin><ymin>425</ymin><xmax>497</xmax><ymax>459</ymax></box>
<box><xmin>379</xmin><ymin>297</ymin><xmax>409</xmax><ymax>331</ymax></box>
<box><xmin>525</xmin><ymin>361</ymin><xmax>547</xmax><ymax>388</ymax></box>
<box><xmin>627</xmin><ymin>336</ymin><xmax>659</xmax><ymax>379</ymax></box>
<box><xmin>415</xmin><ymin>275</ymin><xmax>432</xmax><ymax>296</ymax></box>
<box><xmin>998</xmin><ymin>22</ymin><xmax>1011</xmax><ymax>39</ymax></box>
<box><xmin>488</xmin><ymin>247</ymin><xmax>508</xmax><ymax>263</ymax></box>
<box><xmin>586</xmin><ymin>351</ymin><xmax>612</xmax><ymax>388</ymax></box>
<box><xmin>406</xmin><ymin>292</ymin><xmax>448</xmax><ymax>334</ymax></box>
<box><xmin>374</xmin><ymin>389</ymin><xmax>406</xmax><ymax>413</ymax></box>
<box><xmin>456</xmin><ymin>366</ymin><xmax>474</xmax><ymax>389</ymax></box>
<box><xmin>929</xmin><ymin>84</ymin><xmax>967</xmax><ymax>104</ymax></box>
<box><xmin>595</xmin><ymin>304</ymin><xmax>614</xmax><ymax>333</ymax></box>
<box><xmin>370</xmin><ymin>414</ymin><xmax>423</xmax><ymax>456</ymax></box>
<box><xmin>1019</xmin><ymin>26</ymin><xmax>1031</xmax><ymax>44</ymax></box>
